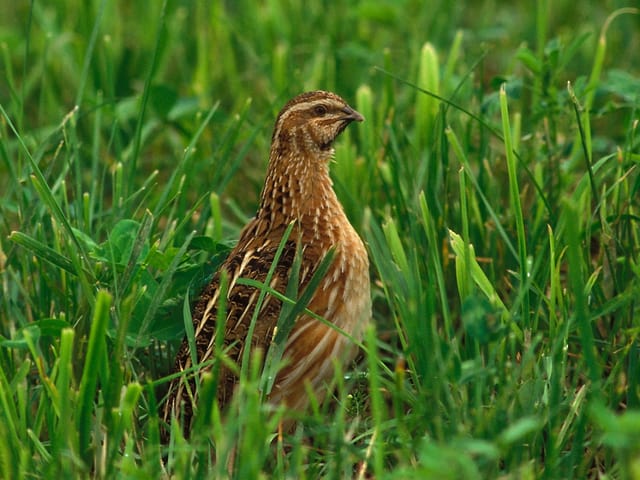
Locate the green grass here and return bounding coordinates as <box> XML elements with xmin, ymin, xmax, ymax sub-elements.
<box><xmin>1</xmin><ymin>1</ymin><xmax>640</xmax><ymax>478</ymax></box>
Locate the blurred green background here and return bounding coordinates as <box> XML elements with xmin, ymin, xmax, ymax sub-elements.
<box><xmin>1</xmin><ymin>1</ymin><xmax>639</xmax><ymax>477</ymax></box>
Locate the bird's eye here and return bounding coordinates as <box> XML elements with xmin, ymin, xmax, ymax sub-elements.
<box><xmin>313</xmin><ymin>104</ymin><xmax>328</xmax><ymax>116</ymax></box>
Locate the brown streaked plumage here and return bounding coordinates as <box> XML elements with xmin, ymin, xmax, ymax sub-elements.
<box><xmin>162</xmin><ymin>91</ymin><xmax>371</xmax><ymax>439</ymax></box>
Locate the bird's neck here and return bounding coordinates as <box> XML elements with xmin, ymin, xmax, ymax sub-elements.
<box><xmin>257</xmin><ymin>150</ymin><xmax>344</xmax><ymax>230</ymax></box>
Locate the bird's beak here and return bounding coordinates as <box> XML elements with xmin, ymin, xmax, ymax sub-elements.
<box><xmin>341</xmin><ymin>105</ymin><xmax>365</xmax><ymax>123</ymax></box>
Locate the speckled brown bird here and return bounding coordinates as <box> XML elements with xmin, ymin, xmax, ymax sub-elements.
<box><xmin>162</xmin><ymin>90</ymin><xmax>371</xmax><ymax>439</ymax></box>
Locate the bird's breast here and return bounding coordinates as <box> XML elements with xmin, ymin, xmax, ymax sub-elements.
<box><xmin>304</xmin><ymin>212</ymin><xmax>371</xmax><ymax>338</ymax></box>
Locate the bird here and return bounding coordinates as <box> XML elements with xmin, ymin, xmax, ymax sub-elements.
<box><xmin>161</xmin><ymin>90</ymin><xmax>371</xmax><ymax>440</ymax></box>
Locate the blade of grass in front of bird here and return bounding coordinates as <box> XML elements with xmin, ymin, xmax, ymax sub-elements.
<box><xmin>186</xmin><ymin>276</ymin><xmax>228</xmax><ymax>448</ymax></box>
<box><xmin>196</xmin><ymin>269</ymin><xmax>229</xmax><ymax>436</ymax></box>
<box><xmin>191</xmin><ymin>371</ymin><xmax>216</xmax><ymax>441</ymax></box>
<box><xmin>239</xmin><ymin>221</ymin><xmax>295</xmax><ymax>388</ymax></box>
<box><xmin>261</xmin><ymin>246</ymin><xmax>336</xmax><ymax>397</ymax></box>
<box><xmin>179</xmin><ymin>286</ymin><xmax>197</xmax><ymax>389</ymax></box>
<box><xmin>258</xmin><ymin>238</ymin><xmax>301</xmax><ymax>397</ymax></box>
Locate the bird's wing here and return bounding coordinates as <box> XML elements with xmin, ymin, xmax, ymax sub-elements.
<box><xmin>163</xmin><ymin>219</ymin><xmax>298</xmax><ymax>428</ymax></box>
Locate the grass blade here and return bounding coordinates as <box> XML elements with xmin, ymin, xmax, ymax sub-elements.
<box><xmin>9</xmin><ymin>231</ymin><xmax>76</xmax><ymax>275</ymax></box>
<box><xmin>499</xmin><ymin>84</ymin><xmax>529</xmax><ymax>322</ymax></box>
<box><xmin>77</xmin><ymin>290</ymin><xmax>111</xmax><ymax>464</ymax></box>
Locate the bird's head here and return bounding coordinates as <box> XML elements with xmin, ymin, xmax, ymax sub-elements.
<box><xmin>270</xmin><ymin>91</ymin><xmax>364</xmax><ymax>159</ymax></box>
